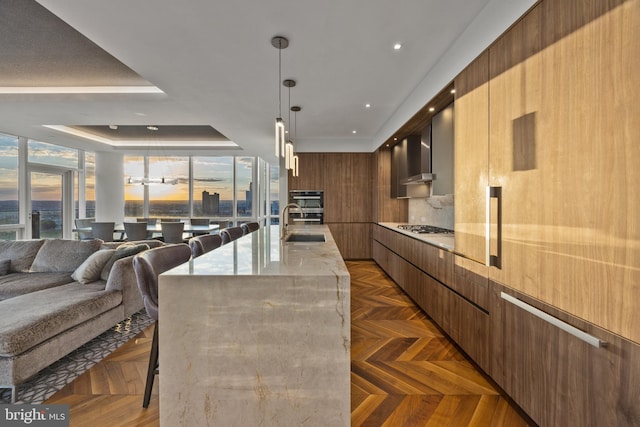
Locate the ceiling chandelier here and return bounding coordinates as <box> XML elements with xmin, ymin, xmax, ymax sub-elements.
<box><xmin>126</xmin><ymin>176</ymin><xmax>178</xmax><ymax>186</ymax></box>
<box><xmin>271</xmin><ymin>36</ymin><xmax>289</xmax><ymax>158</ymax></box>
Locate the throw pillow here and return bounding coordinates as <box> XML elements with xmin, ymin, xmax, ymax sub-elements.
<box><xmin>0</xmin><ymin>259</ymin><xmax>10</xmax><ymax>276</ymax></box>
<box><xmin>100</xmin><ymin>243</ymin><xmax>150</xmax><ymax>281</ymax></box>
<box><xmin>71</xmin><ymin>249</ymin><xmax>116</xmax><ymax>284</ymax></box>
<box><xmin>30</xmin><ymin>239</ymin><xmax>103</xmax><ymax>272</ymax></box>
<box><xmin>0</xmin><ymin>240</ymin><xmax>45</xmax><ymax>273</ymax></box>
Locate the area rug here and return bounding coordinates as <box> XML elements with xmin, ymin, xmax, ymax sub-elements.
<box><xmin>0</xmin><ymin>310</ymin><xmax>153</xmax><ymax>404</ymax></box>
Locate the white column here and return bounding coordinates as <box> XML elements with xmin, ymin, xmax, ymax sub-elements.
<box><xmin>95</xmin><ymin>152</ymin><xmax>124</xmax><ymax>223</ymax></box>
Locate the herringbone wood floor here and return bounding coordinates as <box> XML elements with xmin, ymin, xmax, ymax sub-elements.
<box><xmin>46</xmin><ymin>260</ymin><xmax>531</xmax><ymax>426</ymax></box>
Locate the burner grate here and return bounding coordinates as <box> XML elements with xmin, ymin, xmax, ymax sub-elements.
<box><xmin>397</xmin><ymin>224</ymin><xmax>454</xmax><ymax>234</ymax></box>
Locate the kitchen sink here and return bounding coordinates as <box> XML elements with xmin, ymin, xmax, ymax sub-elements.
<box><xmin>286</xmin><ymin>234</ymin><xmax>326</xmax><ymax>242</ymax></box>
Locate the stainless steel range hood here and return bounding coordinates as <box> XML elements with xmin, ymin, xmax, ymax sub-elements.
<box><xmin>400</xmin><ymin>125</ymin><xmax>434</xmax><ymax>185</ymax></box>
<box><xmin>402</xmin><ymin>172</ymin><xmax>436</xmax><ymax>184</ymax></box>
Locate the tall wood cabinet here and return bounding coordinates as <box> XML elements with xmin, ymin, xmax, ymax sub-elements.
<box><xmin>488</xmin><ymin>0</ymin><xmax>640</xmax><ymax>344</ymax></box>
<box><xmin>289</xmin><ymin>152</ymin><xmax>373</xmax><ymax>259</ymax></box>
<box><xmin>452</xmin><ymin>0</ymin><xmax>640</xmax><ymax>425</ymax></box>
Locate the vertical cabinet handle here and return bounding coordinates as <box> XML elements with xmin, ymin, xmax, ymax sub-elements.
<box><xmin>486</xmin><ymin>186</ymin><xmax>502</xmax><ymax>268</ymax></box>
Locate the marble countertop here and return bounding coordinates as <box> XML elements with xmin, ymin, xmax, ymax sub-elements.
<box><xmin>158</xmin><ymin>223</ymin><xmax>351</xmax><ymax>426</ymax></box>
<box><xmin>163</xmin><ymin>223</ymin><xmax>349</xmax><ymax>277</ymax></box>
<box><xmin>378</xmin><ymin>222</ymin><xmax>455</xmax><ymax>251</ymax></box>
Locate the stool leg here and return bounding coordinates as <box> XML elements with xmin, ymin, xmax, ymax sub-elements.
<box><xmin>143</xmin><ymin>321</ymin><xmax>159</xmax><ymax>408</ymax></box>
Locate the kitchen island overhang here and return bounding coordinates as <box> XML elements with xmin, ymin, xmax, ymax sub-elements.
<box><xmin>158</xmin><ymin>225</ymin><xmax>350</xmax><ymax>426</ymax></box>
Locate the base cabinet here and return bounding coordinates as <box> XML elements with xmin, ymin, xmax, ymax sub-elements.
<box><xmin>491</xmin><ymin>283</ymin><xmax>640</xmax><ymax>427</ymax></box>
<box><xmin>372</xmin><ymin>227</ymin><xmax>489</xmax><ymax>372</ymax></box>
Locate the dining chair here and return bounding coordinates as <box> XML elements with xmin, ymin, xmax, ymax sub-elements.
<box><xmin>220</xmin><ymin>226</ymin><xmax>244</xmax><ymax>244</ymax></box>
<box><xmin>132</xmin><ymin>243</ymin><xmax>191</xmax><ymax>408</ymax></box>
<box><xmin>91</xmin><ymin>222</ymin><xmax>116</xmax><ymax>242</ymax></box>
<box><xmin>189</xmin><ymin>218</ymin><xmax>210</xmax><ymax>236</ymax></box>
<box><xmin>124</xmin><ymin>222</ymin><xmax>149</xmax><ymax>241</ymax></box>
<box><xmin>241</xmin><ymin>221</ymin><xmax>260</xmax><ymax>235</ymax></box>
<box><xmin>159</xmin><ymin>218</ymin><xmax>180</xmax><ymax>222</ymax></box>
<box><xmin>75</xmin><ymin>218</ymin><xmax>94</xmax><ymax>240</ymax></box>
<box><xmin>160</xmin><ymin>221</ymin><xmax>186</xmax><ymax>244</ymax></box>
<box><xmin>137</xmin><ymin>217</ymin><xmax>158</xmax><ymax>226</ymax></box>
<box><xmin>189</xmin><ymin>234</ymin><xmax>223</xmax><ymax>258</ymax></box>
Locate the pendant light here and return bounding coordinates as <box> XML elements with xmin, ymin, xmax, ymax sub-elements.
<box><xmin>291</xmin><ymin>106</ymin><xmax>301</xmax><ymax>177</ymax></box>
<box><xmin>283</xmin><ymin>79</ymin><xmax>296</xmax><ymax>170</ymax></box>
<box><xmin>271</xmin><ymin>36</ymin><xmax>289</xmax><ymax>158</ymax></box>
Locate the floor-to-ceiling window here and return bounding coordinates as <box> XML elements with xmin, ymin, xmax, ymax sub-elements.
<box><xmin>148</xmin><ymin>156</ymin><xmax>189</xmax><ymax>219</ymax></box>
<box><xmin>124</xmin><ymin>155</ymin><xmax>275</xmax><ymax>227</ymax></box>
<box><xmin>0</xmin><ymin>133</ymin><xmax>19</xmax><ymax>239</ymax></box>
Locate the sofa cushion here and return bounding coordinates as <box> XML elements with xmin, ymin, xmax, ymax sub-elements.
<box><xmin>71</xmin><ymin>249</ymin><xmax>115</xmax><ymax>284</ymax></box>
<box><xmin>0</xmin><ymin>283</ymin><xmax>122</xmax><ymax>357</ymax></box>
<box><xmin>30</xmin><ymin>239</ymin><xmax>103</xmax><ymax>273</ymax></box>
<box><xmin>0</xmin><ymin>240</ymin><xmax>45</xmax><ymax>273</ymax></box>
<box><xmin>100</xmin><ymin>243</ymin><xmax>149</xmax><ymax>281</ymax></box>
<box><xmin>0</xmin><ymin>259</ymin><xmax>10</xmax><ymax>276</ymax></box>
<box><xmin>0</xmin><ymin>272</ymin><xmax>74</xmax><ymax>301</ymax></box>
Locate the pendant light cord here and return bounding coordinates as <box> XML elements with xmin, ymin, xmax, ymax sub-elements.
<box><xmin>278</xmin><ymin>40</ymin><xmax>282</xmax><ymax>118</ymax></box>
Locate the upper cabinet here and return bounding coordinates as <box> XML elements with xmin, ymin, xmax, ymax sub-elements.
<box><xmin>454</xmin><ymin>51</ymin><xmax>489</xmax><ymax>264</ymax></box>
<box><xmin>431</xmin><ymin>102</ymin><xmax>454</xmax><ymax>196</ymax></box>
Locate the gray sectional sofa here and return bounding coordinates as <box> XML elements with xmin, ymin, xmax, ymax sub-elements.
<box><xmin>0</xmin><ymin>238</ymin><xmax>161</xmax><ymax>402</ymax></box>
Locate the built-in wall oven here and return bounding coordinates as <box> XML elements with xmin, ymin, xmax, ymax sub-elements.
<box><xmin>289</xmin><ymin>190</ymin><xmax>324</xmax><ymax>225</ymax></box>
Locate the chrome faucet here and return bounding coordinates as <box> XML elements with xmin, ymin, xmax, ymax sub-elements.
<box><xmin>281</xmin><ymin>203</ymin><xmax>305</xmax><ymax>240</ymax></box>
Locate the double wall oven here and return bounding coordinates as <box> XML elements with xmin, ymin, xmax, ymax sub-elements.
<box><xmin>288</xmin><ymin>190</ymin><xmax>323</xmax><ymax>225</ymax></box>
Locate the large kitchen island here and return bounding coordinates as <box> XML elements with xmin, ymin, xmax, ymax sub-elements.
<box><xmin>158</xmin><ymin>224</ymin><xmax>350</xmax><ymax>426</ymax></box>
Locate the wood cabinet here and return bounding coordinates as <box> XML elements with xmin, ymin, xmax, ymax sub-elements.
<box><xmin>372</xmin><ymin>225</ymin><xmax>489</xmax><ymax>371</ymax></box>
<box><xmin>288</xmin><ymin>153</ymin><xmax>325</xmax><ymax>190</ymax></box>
<box><xmin>289</xmin><ymin>152</ymin><xmax>373</xmax><ymax>259</ymax></box>
<box><xmin>373</xmin><ymin>149</ymin><xmax>408</xmax><ymax>223</ymax></box>
<box><xmin>490</xmin><ymin>282</ymin><xmax>640</xmax><ymax>426</ymax></box>
<box><xmin>453</xmin><ymin>50</ymin><xmax>489</xmax><ymax>266</ymax></box>
<box><xmin>488</xmin><ymin>0</ymin><xmax>640</xmax><ymax>343</ymax></box>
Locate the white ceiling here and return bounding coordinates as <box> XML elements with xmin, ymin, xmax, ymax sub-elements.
<box><xmin>0</xmin><ymin>0</ymin><xmax>535</xmax><ymax>162</ymax></box>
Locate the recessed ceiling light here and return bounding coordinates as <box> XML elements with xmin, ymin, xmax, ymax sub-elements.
<box><xmin>393</xmin><ymin>43</ymin><xmax>402</xmax><ymax>50</ymax></box>
<box><xmin>450</xmin><ymin>89</ymin><xmax>456</xmax><ymax>94</ymax></box>
<box><xmin>108</xmin><ymin>124</ymin><xmax>118</xmax><ymax>130</ymax></box>
<box><xmin>352</xmin><ymin>130</ymin><xmax>357</xmax><ymax>134</ymax></box>
<box><xmin>365</xmin><ymin>103</ymin><xmax>371</xmax><ymax>108</ymax></box>
<box><xmin>393</xmin><ymin>137</ymin><xmax>398</xmax><ymax>141</ymax></box>
<box><xmin>146</xmin><ymin>125</ymin><xmax>159</xmax><ymax>131</ymax></box>
<box><xmin>429</xmin><ymin>107</ymin><xmax>435</xmax><ymax>112</ymax></box>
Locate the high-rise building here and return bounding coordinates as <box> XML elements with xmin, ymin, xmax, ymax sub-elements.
<box><xmin>245</xmin><ymin>182</ymin><xmax>252</xmax><ymax>215</ymax></box>
<box><xmin>202</xmin><ymin>191</ymin><xmax>220</xmax><ymax>215</ymax></box>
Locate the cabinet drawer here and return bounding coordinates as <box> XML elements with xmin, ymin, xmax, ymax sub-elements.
<box><xmin>452</xmin><ymin>255</ymin><xmax>489</xmax><ymax>310</ymax></box>
<box><xmin>491</xmin><ymin>283</ymin><xmax>640</xmax><ymax>426</ymax></box>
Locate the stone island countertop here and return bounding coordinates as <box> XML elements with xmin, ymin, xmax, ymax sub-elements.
<box><xmin>158</xmin><ymin>224</ymin><xmax>350</xmax><ymax>426</ymax></box>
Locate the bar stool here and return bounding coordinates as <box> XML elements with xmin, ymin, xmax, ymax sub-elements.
<box><xmin>241</xmin><ymin>222</ymin><xmax>260</xmax><ymax>235</ymax></box>
<box><xmin>220</xmin><ymin>226</ymin><xmax>244</xmax><ymax>244</ymax></box>
<box><xmin>133</xmin><ymin>244</ymin><xmax>191</xmax><ymax>408</ymax></box>
<box><xmin>188</xmin><ymin>234</ymin><xmax>223</xmax><ymax>258</ymax></box>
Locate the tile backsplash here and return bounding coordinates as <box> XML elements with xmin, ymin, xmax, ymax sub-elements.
<box><xmin>408</xmin><ymin>194</ymin><xmax>454</xmax><ymax>230</ymax></box>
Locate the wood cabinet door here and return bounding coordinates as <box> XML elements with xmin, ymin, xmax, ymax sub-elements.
<box><xmin>288</xmin><ymin>153</ymin><xmax>325</xmax><ymax>190</ymax></box>
<box><xmin>454</xmin><ymin>51</ymin><xmax>490</xmax><ymax>265</ymax></box>
<box><xmin>488</xmin><ymin>0</ymin><xmax>640</xmax><ymax>342</ymax></box>
<box><xmin>491</xmin><ymin>283</ymin><xmax>640</xmax><ymax>426</ymax></box>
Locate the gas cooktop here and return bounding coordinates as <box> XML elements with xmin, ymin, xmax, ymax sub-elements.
<box><xmin>397</xmin><ymin>224</ymin><xmax>454</xmax><ymax>234</ymax></box>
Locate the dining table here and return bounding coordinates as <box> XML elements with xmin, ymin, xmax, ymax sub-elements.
<box><xmin>74</xmin><ymin>222</ymin><xmax>220</xmax><ymax>239</ymax></box>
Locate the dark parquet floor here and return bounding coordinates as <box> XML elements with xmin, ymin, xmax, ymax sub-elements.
<box><xmin>46</xmin><ymin>260</ymin><xmax>531</xmax><ymax>426</ymax></box>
